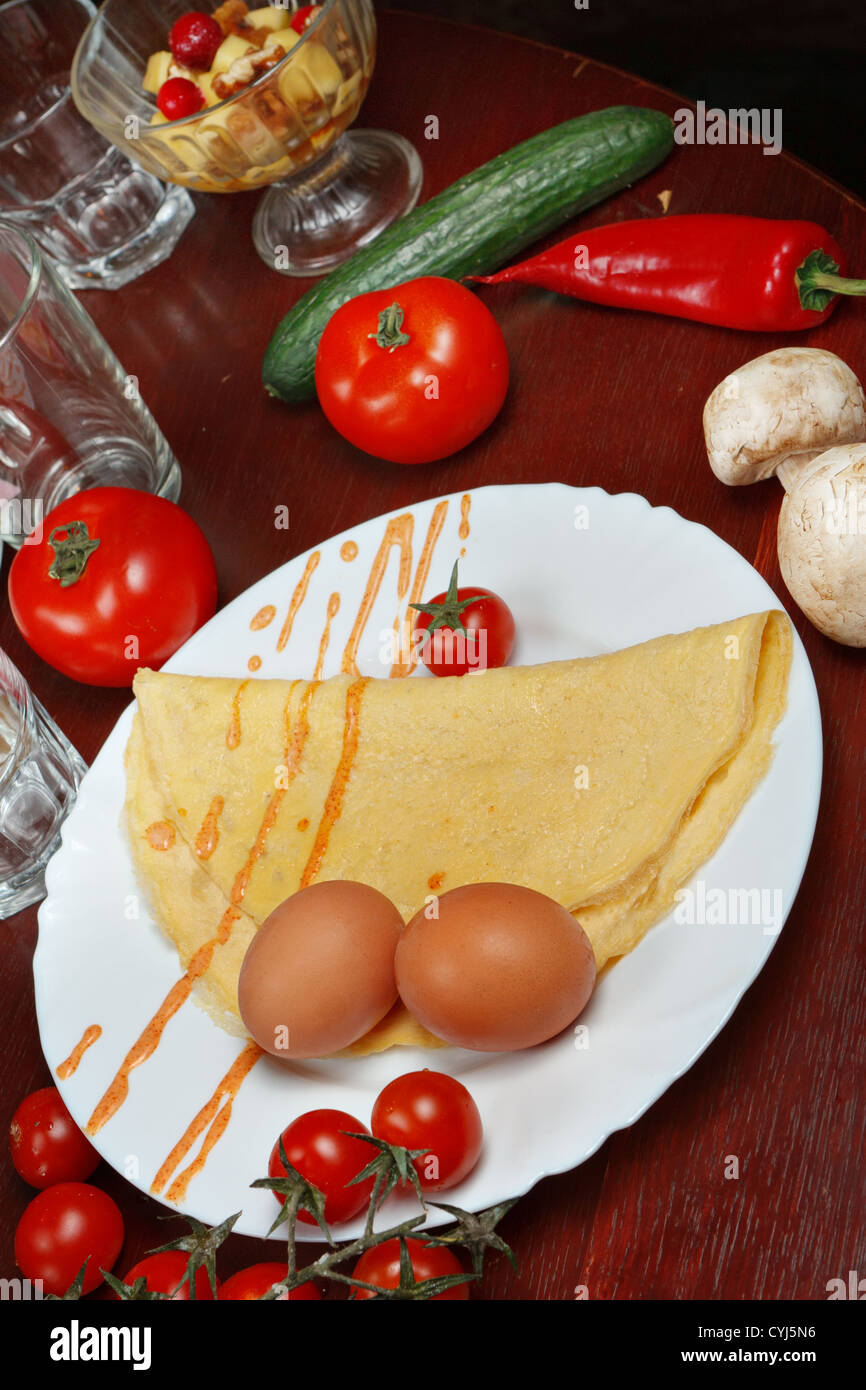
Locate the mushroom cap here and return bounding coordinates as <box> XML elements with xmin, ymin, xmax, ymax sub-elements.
<box><xmin>704</xmin><ymin>347</ymin><xmax>866</xmax><ymax>486</ymax></box>
<box><xmin>777</xmin><ymin>443</ymin><xmax>866</xmax><ymax>646</ymax></box>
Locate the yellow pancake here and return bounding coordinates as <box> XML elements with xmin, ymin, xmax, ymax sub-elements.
<box><xmin>124</xmin><ymin>611</ymin><xmax>791</xmax><ymax>1053</ymax></box>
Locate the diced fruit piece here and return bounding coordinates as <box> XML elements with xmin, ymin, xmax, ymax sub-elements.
<box><xmin>157</xmin><ymin>77</ymin><xmax>206</xmax><ymax>120</ymax></box>
<box><xmin>197</xmin><ymin>70</ymin><xmax>222</xmax><ymax>106</ymax></box>
<box><xmin>279</xmin><ymin>40</ymin><xmax>341</xmax><ymax>105</ymax></box>
<box><xmin>290</xmin><ymin>5</ymin><xmax>321</xmax><ymax>34</ymax></box>
<box><xmin>246</xmin><ymin>5</ymin><xmax>293</xmax><ymax>29</ymax></box>
<box><xmin>143</xmin><ymin>51</ymin><xmax>173</xmax><ymax>94</ymax></box>
<box><xmin>169</xmin><ymin>11</ymin><xmax>224</xmax><ymax>70</ymax></box>
<box><xmin>211</xmin><ymin>32</ymin><xmax>257</xmax><ymax>73</ymax></box>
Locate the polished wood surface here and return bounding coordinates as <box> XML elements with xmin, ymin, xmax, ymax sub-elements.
<box><xmin>1</xmin><ymin>10</ymin><xmax>863</xmax><ymax>1301</ymax></box>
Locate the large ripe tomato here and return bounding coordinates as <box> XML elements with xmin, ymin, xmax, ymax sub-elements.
<box><xmin>351</xmin><ymin>1237</ymin><xmax>469</xmax><ymax>1300</ymax></box>
<box><xmin>412</xmin><ymin>559</ymin><xmax>515</xmax><ymax>677</ymax></box>
<box><xmin>371</xmin><ymin>1070</ymin><xmax>483</xmax><ymax>1193</ymax></box>
<box><xmin>9</xmin><ymin>1087</ymin><xmax>100</xmax><ymax>1190</ymax></box>
<box><xmin>119</xmin><ymin>1250</ymin><xmax>216</xmax><ymax>1300</ymax></box>
<box><xmin>268</xmin><ymin>1110</ymin><xmax>376</xmax><ymax>1225</ymax></box>
<box><xmin>8</xmin><ymin>487</ymin><xmax>218</xmax><ymax>687</ymax></box>
<box><xmin>219</xmin><ymin>1263</ymin><xmax>321</xmax><ymax>1300</ymax></box>
<box><xmin>14</xmin><ymin>1182</ymin><xmax>124</xmax><ymax>1296</ymax></box>
<box><xmin>315</xmin><ymin>277</ymin><xmax>509</xmax><ymax>465</ymax></box>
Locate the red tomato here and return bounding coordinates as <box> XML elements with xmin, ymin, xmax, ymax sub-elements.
<box><xmin>9</xmin><ymin>1087</ymin><xmax>100</xmax><ymax>1189</ymax></box>
<box><xmin>219</xmin><ymin>1263</ymin><xmax>321</xmax><ymax>1300</ymax></box>
<box><xmin>315</xmin><ymin>277</ymin><xmax>509</xmax><ymax>464</ymax></box>
<box><xmin>269</xmin><ymin>1110</ymin><xmax>376</xmax><ymax>1225</ymax></box>
<box><xmin>412</xmin><ymin>561</ymin><xmax>515</xmax><ymax>677</ymax></box>
<box><xmin>14</xmin><ymin>1182</ymin><xmax>124</xmax><ymax>1296</ymax></box>
<box><xmin>119</xmin><ymin>1250</ymin><xmax>216</xmax><ymax>1300</ymax></box>
<box><xmin>8</xmin><ymin>487</ymin><xmax>218</xmax><ymax>687</ymax></box>
<box><xmin>351</xmin><ymin>1237</ymin><xmax>469</xmax><ymax>1300</ymax></box>
<box><xmin>371</xmin><ymin>1070</ymin><xmax>483</xmax><ymax>1192</ymax></box>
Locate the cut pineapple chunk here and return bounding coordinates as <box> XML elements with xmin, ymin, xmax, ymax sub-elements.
<box><xmin>279</xmin><ymin>41</ymin><xmax>341</xmax><ymax>106</ymax></box>
<box><xmin>245</xmin><ymin>5</ymin><xmax>293</xmax><ymax>29</ymax></box>
<box><xmin>144</xmin><ymin>51</ymin><xmax>173</xmax><ymax>93</ymax></box>
<box><xmin>197</xmin><ymin>70</ymin><xmax>223</xmax><ymax>106</ymax></box>
<box><xmin>211</xmin><ymin>32</ymin><xmax>257</xmax><ymax>74</ymax></box>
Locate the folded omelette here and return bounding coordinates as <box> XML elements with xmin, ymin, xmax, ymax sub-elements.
<box><xmin>124</xmin><ymin>611</ymin><xmax>792</xmax><ymax>1053</ymax></box>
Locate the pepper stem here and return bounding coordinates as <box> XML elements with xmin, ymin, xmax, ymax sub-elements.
<box><xmin>47</xmin><ymin>521</ymin><xmax>100</xmax><ymax>587</ymax></box>
<box><xmin>368</xmin><ymin>301</ymin><xmax>411</xmax><ymax>352</ymax></box>
<box><xmin>796</xmin><ymin>249</ymin><xmax>866</xmax><ymax>311</ymax></box>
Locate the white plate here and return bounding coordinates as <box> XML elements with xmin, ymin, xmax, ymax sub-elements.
<box><xmin>34</xmin><ymin>484</ymin><xmax>822</xmax><ymax>1241</ymax></box>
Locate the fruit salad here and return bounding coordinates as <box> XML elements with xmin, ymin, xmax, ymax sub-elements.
<box><xmin>137</xmin><ymin>3</ymin><xmax>372</xmax><ymax>193</ymax></box>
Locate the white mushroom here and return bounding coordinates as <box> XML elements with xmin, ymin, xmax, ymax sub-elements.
<box><xmin>703</xmin><ymin>347</ymin><xmax>866</xmax><ymax>487</ymax></box>
<box><xmin>777</xmin><ymin>443</ymin><xmax>866</xmax><ymax>646</ymax></box>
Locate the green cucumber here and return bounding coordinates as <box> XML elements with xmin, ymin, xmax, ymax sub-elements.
<box><xmin>263</xmin><ymin>105</ymin><xmax>674</xmax><ymax>403</ymax></box>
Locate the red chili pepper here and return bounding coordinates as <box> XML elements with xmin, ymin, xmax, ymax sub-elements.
<box><xmin>471</xmin><ymin>215</ymin><xmax>866</xmax><ymax>331</ymax></box>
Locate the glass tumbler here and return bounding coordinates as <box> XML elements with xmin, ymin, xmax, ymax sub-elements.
<box><xmin>0</xmin><ymin>220</ymin><xmax>181</xmax><ymax>548</ymax></box>
<box><xmin>0</xmin><ymin>0</ymin><xmax>194</xmax><ymax>289</ymax></box>
<box><xmin>0</xmin><ymin>647</ymin><xmax>86</xmax><ymax>917</ymax></box>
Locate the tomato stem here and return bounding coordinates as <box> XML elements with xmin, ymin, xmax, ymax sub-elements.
<box><xmin>368</xmin><ymin>301</ymin><xmax>411</xmax><ymax>352</ymax></box>
<box><xmin>410</xmin><ymin>559</ymin><xmax>476</xmax><ymax>638</ymax></box>
<box><xmin>47</xmin><ymin>521</ymin><xmax>100</xmax><ymax>588</ymax></box>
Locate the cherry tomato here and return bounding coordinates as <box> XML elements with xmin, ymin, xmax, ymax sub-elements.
<box><xmin>412</xmin><ymin>559</ymin><xmax>515</xmax><ymax>677</ymax></box>
<box><xmin>118</xmin><ymin>1251</ymin><xmax>216</xmax><ymax>1300</ymax></box>
<box><xmin>9</xmin><ymin>1087</ymin><xmax>100</xmax><ymax>1189</ymax></box>
<box><xmin>219</xmin><ymin>1263</ymin><xmax>321</xmax><ymax>1300</ymax></box>
<box><xmin>371</xmin><ymin>1070</ymin><xmax>483</xmax><ymax>1192</ymax></box>
<box><xmin>15</xmin><ymin>1182</ymin><xmax>124</xmax><ymax>1297</ymax></box>
<box><xmin>157</xmin><ymin>76</ymin><xmax>206</xmax><ymax>120</ymax></box>
<box><xmin>169</xmin><ymin>12</ymin><xmax>223</xmax><ymax>69</ymax></box>
<box><xmin>268</xmin><ymin>1110</ymin><xmax>375</xmax><ymax>1225</ymax></box>
<box><xmin>9</xmin><ymin>487</ymin><xmax>218</xmax><ymax>687</ymax></box>
<box><xmin>351</xmin><ymin>1237</ymin><xmax>469</xmax><ymax>1300</ymax></box>
<box><xmin>315</xmin><ymin>277</ymin><xmax>509</xmax><ymax>465</ymax></box>
<box><xmin>290</xmin><ymin>4</ymin><xmax>321</xmax><ymax>33</ymax></box>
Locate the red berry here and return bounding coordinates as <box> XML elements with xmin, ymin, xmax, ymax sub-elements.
<box><xmin>157</xmin><ymin>77</ymin><xmax>206</xmax><ymax>121</ymax></box>
<box><xmin>169</xmin><ymin>12</ymin><xmax>223</xmax><ymax>70</ymax></box>
<box><xmin>290</xmin><ymin>5</ymin><xmax>321</xmax><ymax>34</ymax></box>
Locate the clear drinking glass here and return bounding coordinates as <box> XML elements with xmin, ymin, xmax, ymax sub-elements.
<box><xmin>0</xmin><ymin>647</ymin><xmax>86</xmax><ymax>917</ymax></box>
<box><xmin>0</xmin><ymin>220</ymin><xmax>181</xmax><ymax>547</ymax></box>
<box><xmin>0</xmin><ymin>0</ymin><xmax>194</xmax><ymax>290</ymax></box>
<box><xmin>71</xmin><ymin>0</ymin><xmax>423</xmax><ymax>276</ymax></box>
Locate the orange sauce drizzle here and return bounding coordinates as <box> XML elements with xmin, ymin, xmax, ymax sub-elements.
<box><xmin>194</xmin><ymin>796</ymin><xmax>225</xmax><ymax>860</ymax></box>
<box><xmin>299</xmin><ymin>678</ymin><xmax>368</xmax><ymax>888</ymax></box>
<box><xmin>313</xmin><ymin>592</ymin><xmax>340</xmax><ymax>680</ymax></box>
<box><xmin>459</xmin><ymin>492</ymin><xmax>472</xmax><ymax>540</ymax></box>
<box><xmin>340</xmin><ymin>540</ymin><xmax>358</xmax><ymax>562</ymax></box>
<box><xmin>277</xmin><ymin>550</ymin><xmax>320</xmax><ymax>653</ymax></box>
<box><xmin>427</xmin><ymin>872</ymin><xmax>445</xmax><ymax>892</ymax></box>
<box><xmin>341</xmin><ymin>516</ymin><xmax>413</xmax><ymax>676</ymax></box>
<box><xmin>56</xmin><ymin>1025</ymin><xmax>102</xmax><ymax>1079</ymax></box>
<box><xmin>297</xmin><ymin>817</ymin><xmax>309</xmax><ymax>831</ymax></box>
<box><xmin>390</xmin><ymin>499</ymin><xmax>450</xmax><ymax>678</ymax></box>
<box><xmin>145</xmin><ymin>821</ymin><xmax>176</xmax><ymax>851</ymax></box>
<box><xmin>152</xmin><ymin>1042</ymin><xmax>262</xmax><ymax>1200</ymax></box>
<box><xmin>87</xmin><ymin>685</ymin><xmax>317</xmax><ymax>1137</ymax></box>
<box><xmin>250</xmin><ymin>604</ymin><xmax>276</xmax><ymax>631</ymax></box>
<box><xmin>226</xmin><ymin>680</ymin><xmax>249</xmax><ymax>750</ymax></box>
<box><xmin>248</xmin><ymin>654</ymin><xmax>262</xmax><ymax>672</ymax></box>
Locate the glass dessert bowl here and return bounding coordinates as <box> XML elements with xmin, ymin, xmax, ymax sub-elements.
<box><xmin>71</xmin><ymin>1</ymin><xmax>422</xmax><ymax>274</ymax></box>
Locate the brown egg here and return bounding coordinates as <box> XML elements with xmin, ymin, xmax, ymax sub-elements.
<box><xmin>396</xmin><ymin>882</ymin><xmax>596</xmax><ymax>1051</ymax></box>
<box><xmin>238</xmin><ymin>880</ymin><xmax>403</xmax><ymax>1059</ymax></box>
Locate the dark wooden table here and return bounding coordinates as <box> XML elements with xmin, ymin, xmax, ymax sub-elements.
<box><xmin>2</xmin><ymin>10</ymin><xmax>864</xmax><ymax>1302</ymax></box>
